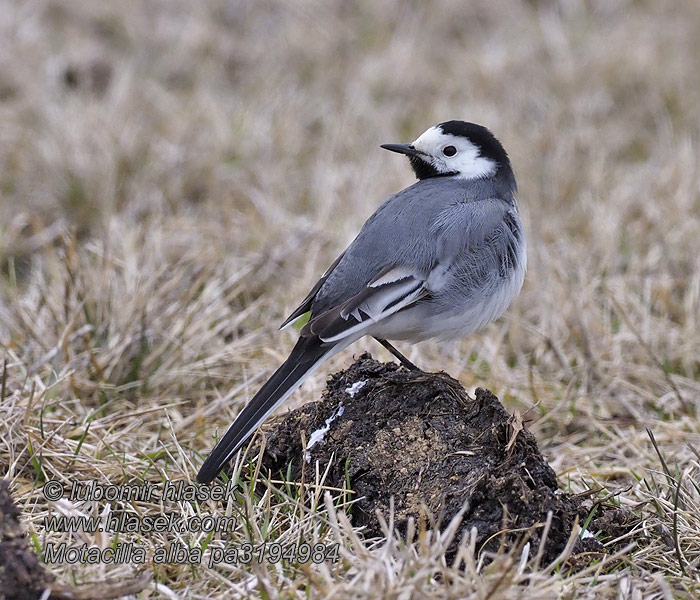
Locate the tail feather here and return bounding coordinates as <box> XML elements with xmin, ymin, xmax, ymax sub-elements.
<box><xmin>196</xmin><ymin>336</ymin><xmax>334</xmax><ymax>484</ymax></box>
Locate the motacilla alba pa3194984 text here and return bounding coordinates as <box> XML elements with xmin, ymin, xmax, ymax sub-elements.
<box><xmin>197</xmin><ymin>120</ymin><xmax>526</xmax><ymax>484</ymax></box>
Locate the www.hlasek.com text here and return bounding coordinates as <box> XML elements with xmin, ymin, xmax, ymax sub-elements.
<box><xmin>44</xmin><ymin>511</ymin><xmax>236</xmax><ymax>534</ymax></box>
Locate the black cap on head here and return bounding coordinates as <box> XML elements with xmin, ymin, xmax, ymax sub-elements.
<box><xmin>437</xmin><ymin>121</ymin><xmax>511</xmax><ymax>171</ymax></box>
<box><xmin>381</xmin><ymin>120</ymin><xmax>516</xmax><ymax>192</ymax></box>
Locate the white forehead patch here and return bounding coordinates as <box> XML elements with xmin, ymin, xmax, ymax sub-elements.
<box><xmin>412</xmin><ymin>126</ymin><xmax>497</xmax><ymax>180</ymax></box>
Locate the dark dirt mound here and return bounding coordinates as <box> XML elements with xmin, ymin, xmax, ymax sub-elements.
<box><xmin>0</xmin><ymin>479</ymin><xmax>150</xmax><ymax>600</ymax></box>
<box><xmin>0</xmin><ymin>479</ymin><xmax>55</xmax><ymax>600</ymax></box>
<box><xmin>258</xmin><ymin>353</ymin><xmax>633</xmax><ymax>564</ymax></box>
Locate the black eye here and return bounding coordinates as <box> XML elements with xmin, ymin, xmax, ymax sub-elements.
<box><xmin>442</xmin><ymin>145</ymin><xmax>457</xmax><ymax>157</ymax></box>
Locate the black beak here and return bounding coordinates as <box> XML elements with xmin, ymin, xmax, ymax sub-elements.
<box><xmin>380</xmin><ymin>143</ymin><xmax>420</xmax><ymax>157</ymax></box>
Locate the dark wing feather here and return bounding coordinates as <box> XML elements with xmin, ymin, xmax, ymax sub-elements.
<box><xmin>197</xmin><ymin>335</ymin><xmax>332</xmax><ymax>483</ymax></box>
<box><xmin>279</xmin><ymin>251</ymin><xmax>346</xmax><ymax>330</ymax></box>
<box><xmin>301</xmin><ymin>268</ymin><xmax>429</xmax><ymax>342</ymax></box>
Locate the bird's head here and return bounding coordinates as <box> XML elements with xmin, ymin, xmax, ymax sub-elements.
<box><xmin>381</xmin><ymin>120</ymin><xmax>513</xmax><ymax>183</ymax></box>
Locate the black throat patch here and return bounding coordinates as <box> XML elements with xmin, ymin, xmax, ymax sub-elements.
<box><xmin>409</xmin><ymin>155</ymin><xmax>457</xmax><ymax>180</ymax></box>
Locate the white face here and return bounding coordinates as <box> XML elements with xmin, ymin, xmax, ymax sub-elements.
<box><xmin>412</xmin><ymin>126</ymin><xmax>497</xmax><ymax>180</ymax></box>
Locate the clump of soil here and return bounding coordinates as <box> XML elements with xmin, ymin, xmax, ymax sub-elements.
<box><xmin>259</xmin><ymin>354</ymin><xmax>632</xmax><ymax>564</ymax></box>
<box><xmin>0</xmin><ymin>479</ymin><xmax>55</xmax><ymax>600</ymax></box>
<box><xmin>0</xmin><ymin>479</ymin><xmax>150</xmax><ymax>600</ymax></box>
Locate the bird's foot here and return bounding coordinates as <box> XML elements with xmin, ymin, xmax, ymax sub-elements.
<box><xmin>373</xmin><ymin>337</ymin><xmax>420</xmax><ymax>371</ymax></box>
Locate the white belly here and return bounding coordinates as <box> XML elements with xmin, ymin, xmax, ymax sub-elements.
<box><xmin>428</xmin><ymin>253</ymin><xmax>526</xmax><ymax>341</ymax></box>
<box><xmin>369</xmin><ymin>240</ymin><xmax>526</xmax><ymax>342</ymax></box>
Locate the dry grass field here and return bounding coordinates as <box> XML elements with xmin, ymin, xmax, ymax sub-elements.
<box><xmin>1</xmin><ymin>0</ymin><xmax>700</xmax><ymax>597</ymax></box>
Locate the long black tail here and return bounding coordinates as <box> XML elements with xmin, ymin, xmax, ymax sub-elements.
<box><xmin>197</xmin><ymin>335</ymin><xmax>333</xmax><ymax>484</ymax></box>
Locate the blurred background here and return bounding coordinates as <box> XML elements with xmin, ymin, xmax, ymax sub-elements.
<box><xmin>1</xmin><ymin>0</ymin><xmax>699</xmax><ymax>555</ymax></box>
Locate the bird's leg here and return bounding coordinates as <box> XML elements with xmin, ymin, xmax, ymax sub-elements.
<box><xmin>373</xmin><ymin>337</ymin><xmax>420</xmax><ymax>371</ymax></box>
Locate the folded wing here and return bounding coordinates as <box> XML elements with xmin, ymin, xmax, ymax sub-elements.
<box><xmin>301</xmin><ymin>264</ymin><xmax>429</xmax><ymax>343</ymax></box>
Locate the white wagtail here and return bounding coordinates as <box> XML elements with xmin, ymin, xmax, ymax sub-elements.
<box><xmin>197</xmin><ymin>121</ymin><xmax>526</xmax><ymax>483</ymax></box>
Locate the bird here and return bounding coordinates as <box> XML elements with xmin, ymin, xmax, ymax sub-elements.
<box><xmin>197</xmin><ymin>120</ymin><xmax>526</xmax><ymax>484</ymax></box>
